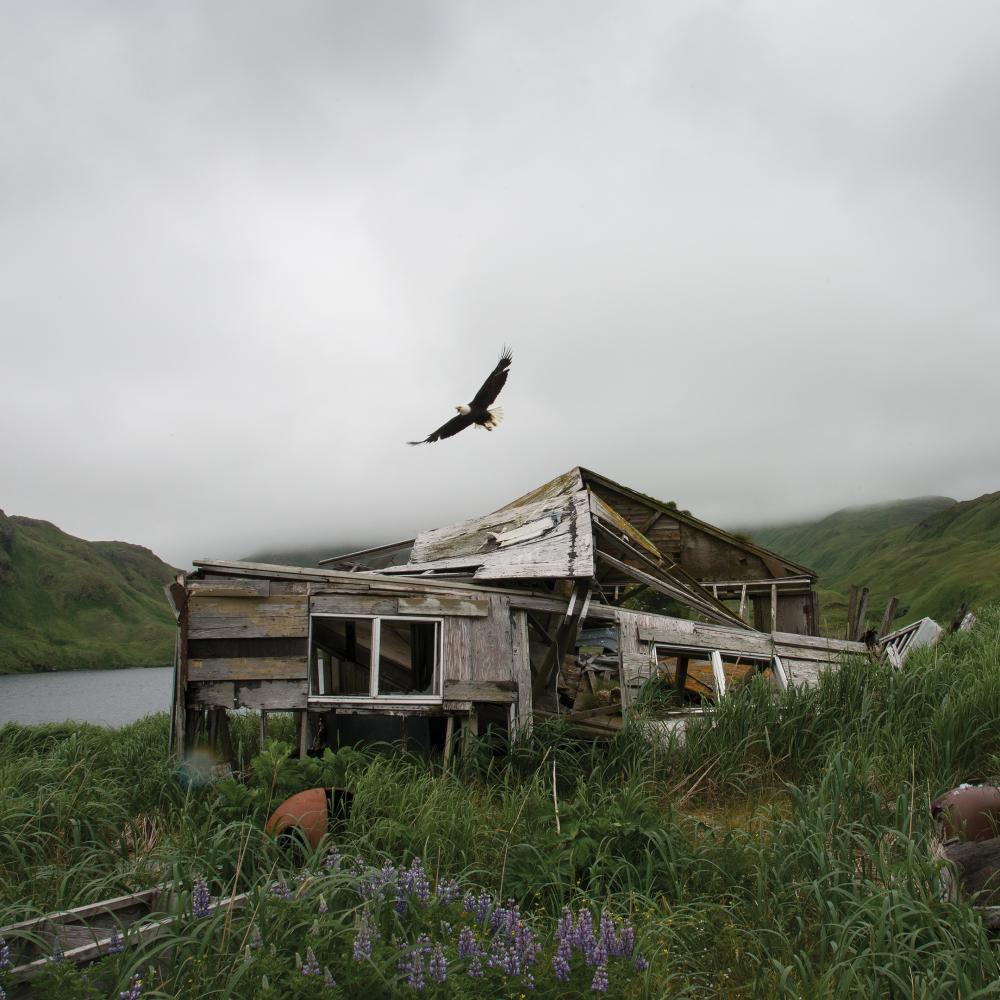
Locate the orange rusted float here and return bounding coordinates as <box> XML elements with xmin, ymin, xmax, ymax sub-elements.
<box><xmin>264</xmin><ymin>787</ymin><xmax>354</xmax><ymax>848</ymax></box>
<box><xmin>932</xmin><ymin>784</ymin><xmax>1000</xmax><ymax>842</ymax></box>
<box><xmin>265</xmin><ymin>788</ymin><xmax>330</xmax><ymax>849</ymax></box>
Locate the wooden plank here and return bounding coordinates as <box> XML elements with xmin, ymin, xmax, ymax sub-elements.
<box><xmin>187</xmin><ymin>595</ymin><xmax>307</xmax><ymax>640</ymax></box>
<box><xmin>596</xmin><ymin>550</ymin><xmax>747</xmax><ymax>628</ymax></box>
<box><xmin>189</xmin><ymin>579</ymin><xmax>270</xmax><ymax>598</ymax></box>
<box><xmin>846</xmin><ymin>585</ymin><xmax>859</xmax><ymax>641</ymax></box>
<box><xmin>309</xmin><ymin>595</ymin><xmax>398</xmax><ymax>616</ymax></box>
<box><xmin>853</xmin><ymin>586</ymin><xmax>870</xmax><ymax>641</ymax></box>
<box><xmin>235</xmin><ymin>680</ymin><xmax>308</xmax><ymax>710</ymax></box>
<box><xmin>188</xmin><ymin>681</ymin><xmax>234</xmax><ymax>708</ymax></box>
<box><xmin>511</xmin><ymin>609</ymin><xmax>533</xmax><ymax>736</ymax></box>
<box><xmin>878</xmin><ymin>597</ymin><xmax>899</xmax><ymax>638</ymax></box>
<box><xmin>638</xmin><ymin>621</ymin><xmax>773</xmax><ymax>657</ymax></box>
<box><xmin>188</xmin><ymin>657</ymin><xmax>308</xmax><ymax>682</ymax></box>
<box><xmin>398</xmin><ymin>595</ymin><xmax>488</xmax><ymax>617</ymax></box>
<box><xmin>442</xmin><ymin>679</ymin><xmax>516</xmax><ymax>703</ymax></box>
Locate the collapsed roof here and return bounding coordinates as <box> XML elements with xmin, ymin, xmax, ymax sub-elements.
<box><xmin>320</xmin><ymin>467</ymin><xmax>819</xmax><ymax>632</ymax></box>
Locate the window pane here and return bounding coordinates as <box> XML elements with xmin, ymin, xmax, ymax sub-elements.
<box><xmin>311</xmin><ymin>618</ymin><xmax>372</xmax><ymax>696</ymax></box>
<box><xmin>377</xmin><ymin>620</ymin><xmax>438</xmax><ymax>696</ymax></box>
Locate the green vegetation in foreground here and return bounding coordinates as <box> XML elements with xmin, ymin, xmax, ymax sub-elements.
<box><xmin>0</xmin><ymin>509</ymin><xmax>177</xmax><ymax>674</ymax></box>
<box><xmin>4</xmin><ymin>608</ymin><xmax>1000</xmax><ymax>996</ymax></box>
<box><xmin>751</xmin><ymin>492</ymin><xmax>1000</xmax><ymax>633</ymax></box>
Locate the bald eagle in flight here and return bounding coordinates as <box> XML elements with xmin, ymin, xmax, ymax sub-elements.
<box><xmin>408</xmin><ymin>347</ymin><xmax>512</xmax><ymax>445</ymax></box>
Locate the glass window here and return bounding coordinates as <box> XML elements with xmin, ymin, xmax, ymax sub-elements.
<box><xmin>310</xmin><ymin>616</ymin><xmax>441</xmax><ymax>700</ymax></box>
<box><xmin>377</xmin><ymin>620</ymin><xmax>439</xmax><ymax>696</ymax></box>
<box><xmin>311</xmin><ymin>617</ymin><xmax>372</xmax><ymax>696</ymax></box>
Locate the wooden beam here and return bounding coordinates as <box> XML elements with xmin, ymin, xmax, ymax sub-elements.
<box><xmin>877</xmin><ymin>597</ymin><xmax>899</xmax><ymax>638</ymax></box>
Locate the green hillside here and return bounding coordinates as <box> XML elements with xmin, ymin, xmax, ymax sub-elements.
<box><xmin>0</xmin><ymin>510</ymin><xmax>178</xmax><ymax>673</ymax></box>
<box><xmin>752</xmin><ymin>492</ymin><xmax>1000</xmax><ymax>631</ymax></box>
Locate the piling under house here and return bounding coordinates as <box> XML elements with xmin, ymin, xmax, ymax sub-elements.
<box><xmin>167</xmin><ymin>467</ymin><xmax>867</xmax><ymax>758</ymax></box>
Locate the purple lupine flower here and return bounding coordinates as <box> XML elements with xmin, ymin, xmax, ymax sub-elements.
<box><xmin>0</xmin><ymin>936</ymin><xmax>9</xmax><ymax>969</ymax></box>
<box><xmin>556</xmin><ymin>906</ymin><xmax>574</xmax><ymax>943</ymax></box>
<box><xmin>249</xmin><ymin>924</ymin><xmax>263</xmax><ymax>949</ymax></box>
<box><xmin>416</xmin><ymin>933</ymin><xmax>433</xmax><ymax>955</ymax></box>
<box><xmin>457</xmin><ymin>927</ymin><xmax>480</xmax><ymax>960</ymax></box>
<box><xmin>598</xmin><ymin>911</ymin><xmax>616</xmax><ymax>952</ymax></box>
<box><xmin>575</xmin><ymin>907</ymin><xmax>595</xmax><ymax>959</ymax></box>
<box><xmin>428</xmin><ymin>944</ymin><xmax>447</xmax><ymax>983</ymax></box>
<box><xmin>352</xmin><ymin>920</ymin><xmax>373</xmax><ymax>961</ymax></box>
<box><xmin>302</xmin><ymin>948</ymin><xmax>321</xmax><ymax>976</ymax></box>
<box><xmin>397</xmin><ymin>947</ymin><xmax>425</xmax><ymax>991</ymax></box>
<box><xmin>119</xmin><ymin>973</ymin><xmax>143</xmax><ymax>1000</ymax></box>
<box><xmin>467</xmin><ymin>955</ymin><xmax>484</xmax><ymax>978</ymax></box>
<box><xmin>633</xmin><ymin>954</ymin><xmax>649</xmax><ymax>971</ymax></box>
<box><xmin>323</xmin><ymin>967</ymin><xmax>336</xmax><ymax>988</ymax></box>
<box><xmin>50</xmin><ymin>941</ymin><xmax>64</xmax><ymax>963</ymax></box>
<box><xmin>408</xmin><ymin>859</ymin><xmax>430</xmax><ymax>905</ymax></box>
<box><xmin>552</xmin><ymin>940</ymin><xmax>572</xmax><ymax>982</ymax></box>
<box><xmin>323</xmin><ymin>846</ymin><xmax>341</xmax><ymax>869</ymax></box>
<box><xmin>610</xmin><ymin>918</ymin><xmax>635</xmax><ymax>957</ymax></box>
<box><xmin>394</xmin><ymin>888</ymin><xmax>408</xmax><ymax>916</ymax></box>
<box><xmin>435</xmin><ymin>878</ymin><xmax>459</xmax><ymax>905</ymax></box>
<box><xmin>462</xmin><ymin>890</ymin><xmax>493</xmax><ymax>924</ymax></box>
<box><xmin>192</xmin><ymin>876</ymin><xmax>211</xmax><ymax>918</ymax></box>
<box><xmin>318</xmin><ymin>894</ymin><xmax>329</xmax><ymax>914</ymax></box>
<box><xmin>591</xmin><ymin>963</ymin><xmax>609</xmax><ymax>992</ymax></box>
<box><xmin>271</xmin><ymin>878</ymin><xmax>292</xmax><ymax>900</ymax></box>
<box><xmin>107</xmin><ymin>925</ymin><xmax>124</xmax><ymax>954</ymax></box>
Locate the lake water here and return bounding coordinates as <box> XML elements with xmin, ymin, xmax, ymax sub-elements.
<box><xmin>0</xmin><ymin>667</ymin><xmax>173</xmax><ymax>727</ymax></box>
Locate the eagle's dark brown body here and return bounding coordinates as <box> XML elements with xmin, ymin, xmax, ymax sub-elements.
<box><xmin>408</xmin><ymin>348</ymin><xmax>512</xmax><ymax>445</ymax></box>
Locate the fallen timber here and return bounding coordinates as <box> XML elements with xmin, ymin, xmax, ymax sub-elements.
<box><xmin>0</xmin><ymin>885</ymin><xmax>248</xmax><ymax>991</ymax></box>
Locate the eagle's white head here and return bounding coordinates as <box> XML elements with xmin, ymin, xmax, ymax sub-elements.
<box><xmin>456</xmin><ymin>404</ymin><xmax>471</xmax><ymax>415</ymax></box>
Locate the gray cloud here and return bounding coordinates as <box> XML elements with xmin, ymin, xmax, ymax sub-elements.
<box><xmin>3</xmin><ymin>1</ymin><xmax>999</xmax><ymax>567</ymax></box>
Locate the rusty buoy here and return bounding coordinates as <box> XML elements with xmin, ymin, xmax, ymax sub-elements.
<box><xmin>931</xmin><ymin>785</ymin><xmax>1000</xmax><ymax>842</ymax></box>
<box><xmin>264</xmin><ymin>788</ymin><xmax>353</xmax><ymax>849</ymax></box>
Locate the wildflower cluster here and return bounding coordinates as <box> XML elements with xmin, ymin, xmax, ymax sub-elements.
<box><xmin>119</xmin><ymin>973</ymin><xmax>142</xmax><ymax>1000</ymax></box>
<box><xmin>552</xmin><ymin>905</ymin><xmax>647</xmax><ymax>992</ymax></box>
<box><xmin>192</xmin><ymin>876</ymin><xmax>211</xmax><ymax>919</ymax></box>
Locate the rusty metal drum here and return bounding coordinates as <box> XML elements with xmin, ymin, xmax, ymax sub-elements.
<box><xmin>931</xmin><ymin>785</ymin><xmax>1000</xmax><ymax>842</ymax></box>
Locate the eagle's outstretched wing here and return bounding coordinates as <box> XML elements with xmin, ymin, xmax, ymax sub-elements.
<box><xmin>470</xmin><ymin>346</ymin><xmax>512</xmax><ymax>409</ymax></box>
<box><xmin>407</xmin><ymin>412</ymin><xmax>475</xmax><ymax>446</ymax></box>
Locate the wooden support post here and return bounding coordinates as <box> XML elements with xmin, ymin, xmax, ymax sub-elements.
<box><xmin>443</xmin><ymin>714</ymin><xmax>455</xmax><ymax>767</ymax></box>
<box><xmin>846</xmin><ymin>585</ymin><xmax>859</xmax><ymax>641</ymax></box>
<box><xmin>948</xmin><ymin>601</ymin><xmax>972</xmax><ymax>634</ymax></box>
<box><xmin>770</xmin><ymin>583</ymin><xmax>777</xmax><ymax>633</ymax></box>
<box><xmin>738</xmin><ymin>584</ymin><xmax>748</xmax><ymax>622</ymax></box>
<box><xmin>853</xmin><ymin>587</ymin><xmax>869</xmax><ymax>641</ymax></box>
<box><xmin>878</xmin><ymin>597</ymin><xmax>899</xmax><ymax>639</ymax></box>
<box><xmin>297</xmin><ymin>711</ymin><xmax>309</xmax><ymax>759</ymax></box>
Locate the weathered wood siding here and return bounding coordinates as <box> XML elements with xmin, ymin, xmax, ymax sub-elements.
<box><xmin>443</xmin><ymin>593</ymin><xmax>516</xmax><ymax>684</ymax></box>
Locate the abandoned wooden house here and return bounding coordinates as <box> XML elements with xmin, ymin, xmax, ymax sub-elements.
<box><xmin>167</xmin><ymin>467</ymin><xmax>868</xmax><ymax>758</ymax></box>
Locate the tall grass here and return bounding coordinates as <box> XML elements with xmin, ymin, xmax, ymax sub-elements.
<box><xmin>1</xmin><ymin>608</ymin><xmax>1000</xmax><ymax>996</ymax></box>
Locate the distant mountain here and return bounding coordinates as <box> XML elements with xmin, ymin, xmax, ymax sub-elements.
<box><xmin>242</xmin><ymin>541</ymin><xmax>382</xmax><ymax>568</ymax></box>
<box><xmin>0</xmin><ymin>510</ymin><xmax>178</xmax><ymax>674</ymax></box>
<box><xmin>751</xmin><ymin>493</ymin><xmax>1000</xmax><ymax>631</ymax></box>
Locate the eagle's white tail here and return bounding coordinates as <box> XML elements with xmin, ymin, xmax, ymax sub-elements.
<box><xmin>486</xmin><ymin>406</ymin><xmax>504</xmax><ymax>430</ymax></box>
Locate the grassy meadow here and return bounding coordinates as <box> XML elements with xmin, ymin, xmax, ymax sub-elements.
<box><xmin>3</xmin><ymin>607</ymin><xmax>1000</xmax><ymax>997</ymax></box>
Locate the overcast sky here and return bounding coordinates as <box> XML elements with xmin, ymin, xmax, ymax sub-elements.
<box><xmin>3</xmin><ymin>1</ymin><xmax>999</xmax><ymax>569</ymax></box>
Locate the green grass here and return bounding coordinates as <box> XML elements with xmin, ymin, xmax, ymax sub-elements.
<box><xmin>4</xmin><ymin>610</ymin><xmax>1000</xmax><ymax>996</ymax></box>
<box><xmin>0</xmin><ymin>511</ymin><xmax>177</xmax><ymax>673</ymax></box>
<box><xmin>751</xmin><ymin>492</ymin><xmax>1000</xmax><ymax>634</ymax></box>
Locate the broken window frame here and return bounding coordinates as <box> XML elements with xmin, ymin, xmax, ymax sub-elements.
<box><xmin>308</xmin><ymin>614</ymin><xmax>444</xmax><ymax>705</ymax></box>
<box><xmin>652</xmin><ymin>643</ymin><xmax>785</xmax><ymax>701</ymax></box>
